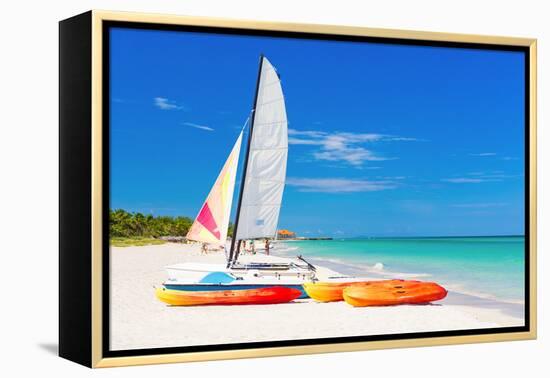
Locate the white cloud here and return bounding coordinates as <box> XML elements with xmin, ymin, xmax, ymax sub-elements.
<box><xmin>288</xmin><ymin>128</ymin><xmax>418</xmax><ymax>167</ymax></box>
<box><xmin>288</xmin><ymin>129</ymin><xmax>328</xmax><ymax>139</ymax></box>
<box><xmin>442</xmin><ymin>178</ymin><xmax>488</xmax><ymax>183</ymax></box>
<box><xmin>442</xmin><ymin>171</ymin><xmax>519</xmax><ymax>184</ymax></box>
<box><xmin>288</xmin><ymin>137</ymin><xmax>322</xmax><ymax>146</ymax></box>
<box><xmin>386</xmin><ymin>137</ymin><xmax>422</xmax><ymax>142</ymax></box>
<box><xmin>183</xmin><ymin>122</ymin><xmax>214</xmax><ymax>132</ymax></box>
<box><xmin>469</xmin><ymin>152</ymin><xmax>497</xmax><ymax>157</ymax></box>
<box><xmin>451</xmin><ymin>203</ymin><xmax>507</xmax><ymax>208</ymax></box>
<box><xmin>154</xmin><ymin>97</ymin><xmax>185</xmax><ymax>110</ymax></box>
<box><xmin>287</xmin><ymin>177</ymin><xmax>397</xmax><ymax>193</ymax></box>
<box><xmin>313</xmin><ymin>147</ymin><xmax>391</xmax><ymax>166</ymax></box>
<box><xmin>482</xmin><ymin>173</ymin><xmax>521</xmax><ymax>179</ymax></box>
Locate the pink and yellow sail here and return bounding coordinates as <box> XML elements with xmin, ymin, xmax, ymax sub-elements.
<box><xmin>186</xmin><ymin>132</ymin><xmax>243</xmax><ymax>246</ymax></box>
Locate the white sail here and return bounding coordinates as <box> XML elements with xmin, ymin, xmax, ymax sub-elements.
<box><xmin>235</xmin><ymin>57</ymin><xmax>288</xmax><ymax>240</ymax></box>
<box><xmin>186</xmin><ymin>131</ymin><xmax>243</xmax><ymax>246</ymax></box>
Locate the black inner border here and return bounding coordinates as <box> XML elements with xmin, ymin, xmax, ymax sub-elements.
<box><xmin>102</xmin><ymin>20</ymin><xmax>531</xmax><ymax>358</ymax></box>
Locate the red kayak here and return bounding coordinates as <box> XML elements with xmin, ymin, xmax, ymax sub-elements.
<box><xmin>156</xmin><ymin>286</ymin><xmax>302</xmax><ymax>306</ymax></box>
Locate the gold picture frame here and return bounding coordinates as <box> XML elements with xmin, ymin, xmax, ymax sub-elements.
<box><xmin>59</xmin><ymin>10</ymin><xmax>537</xmax><ymax>368</ymax></box>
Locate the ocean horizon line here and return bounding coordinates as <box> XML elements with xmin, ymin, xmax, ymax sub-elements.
<box><xmin>287</xmin><ymin>234</ymin><xmax>525</xmax><ymax>240</ymax></box>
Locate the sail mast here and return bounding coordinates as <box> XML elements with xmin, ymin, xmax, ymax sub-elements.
<box><xmin>227</xmin><ymin>54</ymin><xmax>265</xmax><ymax>267</ymax></box>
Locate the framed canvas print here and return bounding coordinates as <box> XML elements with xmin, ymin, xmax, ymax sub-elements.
<box><xmin>59</xmin><ymin>10</ymin><xmax>537</xmax><ymax>368</ymax></box>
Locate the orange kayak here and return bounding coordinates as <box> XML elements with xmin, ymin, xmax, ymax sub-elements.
<box><xmin>303</xmin><ymin>280</ymin><xmax>406</xmax><ymax>302</ymax></box>
<box><xmin>343</xmin><ymin>280</ymin><xmax>447</xmax><ymax>307</ymax></box>
<box><xmin>156</xmin><ymin>286</ymin><xmax>302</xmax><ymax>306</ymax></box>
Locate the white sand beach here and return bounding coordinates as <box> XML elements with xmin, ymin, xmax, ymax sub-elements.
<box><xmin>110</xmin><ymin>243</ymin><xmax>524</xmax><ymax>351</ymax></box>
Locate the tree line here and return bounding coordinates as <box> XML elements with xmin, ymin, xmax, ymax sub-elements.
<box><xmin>110</xmin><ymin>209</ymin><xmax>233</xmax><ymax>238</ymax></box>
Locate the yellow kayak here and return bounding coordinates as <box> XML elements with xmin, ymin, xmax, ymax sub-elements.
<box><xmin>303</xmin><ymin>279</ymin><xmax>422</xmax><ymax>302</ymax></box>
<box><xmin>303</xmin><ymin>280</ymin><xmax>393</xmax><ymax>302</ymax></box>
<box><xmin>303</xmin><ymin>281</ymin><xmax>355</xmax><ymax>302</ymax></box>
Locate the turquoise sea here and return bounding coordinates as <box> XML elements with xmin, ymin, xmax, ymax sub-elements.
<box><xmin>279</xmin><ymin>236</ymin><xmax>525</xmax><ymax>304</ymax></box>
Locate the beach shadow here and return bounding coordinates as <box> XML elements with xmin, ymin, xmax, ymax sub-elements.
<box><xmin>37</xmin><ymin>343</ymin><xmax>58</xmax><ymax>355</ymax></box>
<box><xmin>410</xmin><ymin>302</ymin><xmax>443</xmax><ymax>306</ymax></box>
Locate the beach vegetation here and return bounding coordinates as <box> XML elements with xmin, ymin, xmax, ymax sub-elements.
<box><xmin>110</xmin><ymin>237</ymin><xmax>167</xmax><ymax>247</ymax></box>
<box><xmin>110</xmin><ymin>209</ymin><xmax>193</xmax><ymax>237</ymax></box>
<box><xmin>110</xmin><ymin>209</ymin><xmax>235</xmax><ymax>245</ymax></box>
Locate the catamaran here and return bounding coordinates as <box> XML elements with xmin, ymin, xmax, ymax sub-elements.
<box><xmin>162</xmin><ymin>55</ymin><xmax>316</xmax><ymax>297</ymax></box>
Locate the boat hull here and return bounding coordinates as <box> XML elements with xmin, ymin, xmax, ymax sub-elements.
<box><xmin>156</xmin><ymin>286</ymin><xmax>302</xmax><ymax>306</ymax></box>
<box><xmin>165</xmin><ymin>262</ymin><xmax>315</xmax><ymax>281</ymax></box>
<box><xmin>164</xmin><ymin>283</ymin><xmax>309</xmax><ymax>299</ymax></box>
<box><xmin>343</xmin><ymin>280</ymin><xmax>448</xmax><ymax>307</ymax></box>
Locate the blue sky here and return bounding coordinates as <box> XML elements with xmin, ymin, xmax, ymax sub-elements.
<box><xmin>110</xmin><ymin>27</ymin><xmax>525</xmax><ymax>237</ymax></box>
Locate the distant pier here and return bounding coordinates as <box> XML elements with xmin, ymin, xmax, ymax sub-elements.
<box><xmin>276</xmin><ymin>229</ymin><xmax>332</xmax><ymax>241</ymax></box>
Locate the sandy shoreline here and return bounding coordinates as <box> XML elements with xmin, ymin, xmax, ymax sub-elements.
<box><xmin>110</xmin><ymin>243</ymin><xmax>524</xmax><ymax>351</ymax></box>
